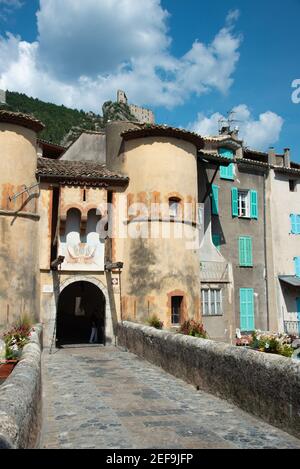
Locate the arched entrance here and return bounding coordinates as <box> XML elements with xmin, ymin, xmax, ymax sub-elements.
<box><xmin>56</xmin><ymin>281</ymin><xmax>106</xmax><ymax>346</ymax></box>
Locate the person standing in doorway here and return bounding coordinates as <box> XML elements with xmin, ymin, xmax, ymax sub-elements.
<box><xmin>89</xmin><ymin>312</ymin><xmax>98</xmax><ymax>344</ymax></box>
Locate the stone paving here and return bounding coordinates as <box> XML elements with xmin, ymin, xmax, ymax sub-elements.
<box><xmin>40</xmin><ymin>345</ymin><xmax>300</xmax><ymax>449</ymax></box>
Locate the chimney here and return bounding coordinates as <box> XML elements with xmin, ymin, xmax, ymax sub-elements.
<box><xmin>268</xmin><ymin>147</ymin><xmax>276</xmax><ymax>166</ymax></box>
<box><xmin>283</xmin><ymin>148</ymin><xmax>290</xmax><ymax>168</ymax></box>
<box><xmin>0</xmin><ymin>89</ymin><xmax>6</xmax><ymax>105</ymax></box>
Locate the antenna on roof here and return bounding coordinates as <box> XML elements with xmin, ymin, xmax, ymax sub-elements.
<box><xmin>218</xmin><ymin>110</ymin><xmax>241</xmax><ymax>135</ymax></box>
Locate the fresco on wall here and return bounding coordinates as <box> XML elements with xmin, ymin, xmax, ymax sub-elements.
<box><xmin>59</xmin><ymin>208</ymin><xmax>105</xmax><ymax>271</ymax></box>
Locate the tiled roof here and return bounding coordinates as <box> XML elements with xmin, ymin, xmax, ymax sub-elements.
<box><xmin>37</xmin><ymin>158</ymin><xmax>129</xmax><ymax>186</ymax></box>
<box><xmin>121</xmin><ymin>124</ymin><xmax>204</xmax><ymax>148</ymax></box>
<box><xmin>273</xmin><ymin>166</ymin><xmax>300</xmax><ymax>176</ymax></box>
<box><xmin>198</xmin><ymin>151</ymin><xmax>233</xmax><ymax>166</ymax></box>
<box><xmin>0</xmin><ymin>110</ymin><xmax>44</xmax><ymax>132</ymax></box>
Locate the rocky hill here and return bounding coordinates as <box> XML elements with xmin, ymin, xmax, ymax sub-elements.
<box><xmin>0</xmin><ymin>91</ymin><xmax>136</xmax><ymax>146</ymax></box>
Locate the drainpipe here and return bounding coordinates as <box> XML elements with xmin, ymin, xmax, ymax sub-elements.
<box><xmin>263</xmin><ymin>172</ymin><xmax>270</xmax><ymax>331</ymax></box>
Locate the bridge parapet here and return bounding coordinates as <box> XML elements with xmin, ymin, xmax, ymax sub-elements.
<box><xmin>118</xmin><ymin>321</ymin><xmax>300</xmax><ymax>439</ymax></box>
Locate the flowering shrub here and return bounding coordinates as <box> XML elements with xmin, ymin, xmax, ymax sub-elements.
<box><xmin>179</xmin><ymin>320</ymin><xmax>208</xmax><ymax>339</ymax></box>
<box><xmin>236</xmin><ymin>330</ymin><xmax>294</xmax><ymax>358</ymax></box>
<box><xmin>1</xmin><ymin>321</ymin><xmax>32</xmax><ymax>361</ymax></box>
<box><xmin>251</xmin><ymin>331</ymin><xmax>293</xmax><ymax>357</ymax></box>
<box><xmin>147</xmin><ymin>314</ymin><xmax>164</xmax><ymax>330</ymax></box>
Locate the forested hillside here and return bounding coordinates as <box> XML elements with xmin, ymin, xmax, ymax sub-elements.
<box><xmin>1</xmin><ymin>91</ymin><xmax>135</xmax><ymax>146</ymax></box>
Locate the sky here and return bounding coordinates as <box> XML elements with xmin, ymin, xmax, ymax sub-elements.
<box><xmin>0</xmin><ymin>0</ymin><xmax>299</xmax><ymax>160</ymax></box>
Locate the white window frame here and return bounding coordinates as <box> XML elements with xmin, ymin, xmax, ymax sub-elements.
<box><xmin>201</xmin><ymin>289</ymin><xmax>223</xmax><ymax>316</ymax></box>
<box><xmin>238</xmin><ymin>190</ymin><xmax>250</xmax><ymax>218</ymax></box>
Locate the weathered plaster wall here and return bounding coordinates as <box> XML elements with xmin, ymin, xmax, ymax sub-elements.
<box><xmin>61</xmin><ymin>132</ymin><xmax>106</xmax><ymax>163</ymax></box>
<box><xmin>0</xmin><ymin>123</ymin><xmax>40</xmax><ymax>327</ymax></box>
<box><xmin>0</xmin><ymin>324</ymin><xmax>42</xmax><ymax>449</ymax></box>
<box><xmin>118</xmin><ymin>321</ymin><xmax>300</xmax><ymax>439</ymax></box>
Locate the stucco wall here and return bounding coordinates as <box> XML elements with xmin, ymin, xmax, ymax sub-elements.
<box><xmin>0</xmin><ymin>324</ymin><xmax>42</xmax><ymax>449</ymax></box>
<box><xmin>61</xmin><ymin>132</ymin><xmax>106</xmax><ymax>163</ymax></box>
<box><xmin>118</xmin><ymin>321</ymin><xmax>300</xmax><ymax>439</ymax></box>
<box><xmin>111</xmin><ymin>134</ymin><xmax>201</xmax><ymax>326</ymax></box>
<box><xmin>199</xmin><ymin>162</ymin><xmax>268</xmax><ymax>334</ymax></box>
<box><xmin>267</xmin><ymin>171</ymin><xmax>300</xmax><ymax>330</ymax></box>
<box><xmin>0</xmin><ymin>122</ymin><xmax>40</xmax><ymax>326</ymax></box>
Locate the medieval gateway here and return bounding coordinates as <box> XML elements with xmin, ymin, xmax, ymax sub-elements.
<box><xmin>0</xmin><ymin>96</ymin><xmax>300</xmax><ymax>348</ymax></box>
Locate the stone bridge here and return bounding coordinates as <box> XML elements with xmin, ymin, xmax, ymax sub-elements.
<box><xmin>40</xmin><ymin>345</ymin><xmax>300</xmax><ymax>449</ymax></box>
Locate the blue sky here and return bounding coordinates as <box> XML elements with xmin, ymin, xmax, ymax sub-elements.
<box><xmin>0</xmin><ymin>0</ymin><xmax>299</xmax><ymax>160</ymax></box>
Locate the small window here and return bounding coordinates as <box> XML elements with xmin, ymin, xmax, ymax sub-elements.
<box><xmin>171</xmin><ymin>296</ymin><xmax>183</xmax><ymax>324</ymax></box>
<box><xmin>201</xmin><ymin>289</ymin><xmax>223</xmax><ymax>316</ymax></box>
<box><xmin>83</xmin><ymin>189</ymin><xmax>87</xmax><ymax>202</ymax></box>
<box><xmin>289</xmin><ymin>180</ymin><xmax>296</xmax><ymax>192</ymax></box>
<box><xmin>169</xmin><ymin>198</ymin><xmax>181</xmax><ymax>219</ymax></box>
<box><xmin>238</xmin><ymin>190</ymin><xmax>250</xmax><ymax>218</ymax></box>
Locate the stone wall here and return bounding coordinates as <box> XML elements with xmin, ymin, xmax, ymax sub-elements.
<box><xmin>118</xmin><ymin>321</ymin><xmax>300</xmax><ymax>439</ymax></box>
<box><xmin>0</xmin><ymin>324</ymin><xmax>42</xmax><ymax>449</ymax></box>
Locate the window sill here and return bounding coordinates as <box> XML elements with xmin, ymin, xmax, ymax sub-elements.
<box><xmin>202</xmin><ymin>315</ymin><xmax>223</xmax><ymax>318</ymax></box>
<box><xmin>239</xmin><ymin>265</ymin><xmax>253</xmax><ymax>268</ymax></box>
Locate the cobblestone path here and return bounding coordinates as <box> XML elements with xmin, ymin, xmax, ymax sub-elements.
<box><xmin>40</xmin><ymin>346</ymin><xmax>300</xmax><ymax>449</ymax></box>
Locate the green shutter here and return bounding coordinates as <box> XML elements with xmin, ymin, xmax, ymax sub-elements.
<box><xmin>212</xmin><ymin>234</ymin><xmax>221</xmax><ymax>251</ymax></box>
<box><xmin>219</xmin><ymin>148</ymin><xmax>235</xmax><ymax>181</ymax></box>
<box><xmin>250</xmin><ymin>191</ymin><xmax>258</xmax><ymax>219</ymax></box>
<box><xmin>239</xmin><ymin>237</ymin><xmax>253</xmax><ymax>267</ymax></box>
<box><xmin>211</xmin><ymin>185</ymin><xmax>219</xmax><ymax>215</ymax></box>
<box><xmin>232</xmin><ymin>187</ymin><xmax>238</xmax><ymax>217</ymax></box>
<box><xmin>240</xmin><ymin>288</ymin><xmax>255</xmax><ymax>331</ymax></box>
<box><xmin>295</xmin><ymin>257</ymin><xmax>300</xmax><ymax>277</ymax></box>
<box><xmin>291</xmin><ymin>214</ymin><xmax>300</xmax><ymax>234</ymax></box>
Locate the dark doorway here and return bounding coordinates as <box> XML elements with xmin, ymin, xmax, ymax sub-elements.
<box><xmin>56</xmin><ymin>281</ymin><xmax>106</xmax><ymax>346</ymax></box>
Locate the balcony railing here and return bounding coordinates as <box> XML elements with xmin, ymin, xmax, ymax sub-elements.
<box><xmin>284</xmin><ymin>321</ymin><xmax>300</xmax><ymax>336</ymax></box>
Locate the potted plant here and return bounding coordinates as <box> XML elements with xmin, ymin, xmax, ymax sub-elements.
<box><xmin>0</xmin><ymin>317</ymin><xmax>32</xmax><ymax>380</ymax></box>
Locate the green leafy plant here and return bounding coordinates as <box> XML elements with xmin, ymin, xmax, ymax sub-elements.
<box><xmin>1</xmin><ymin>318</ymin><xmax>33</xmax><ymax>361</ymax></box>
<box><xmin>179</xmin><ymin>320</ymin><xmax>208</xmax><ymax>339</ymax></box>
<box><xmin>147</xmin><ymin>314</ymin><xmax>164</xmax><ymax>330</ymax></box>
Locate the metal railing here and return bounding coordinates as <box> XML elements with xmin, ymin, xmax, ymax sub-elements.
<box><xmin>284</xmin><ymin>321</ymin><xmax>300</xmax><ymax>336</ymax></box>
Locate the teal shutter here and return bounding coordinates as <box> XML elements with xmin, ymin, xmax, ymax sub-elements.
<box><xmin>212</xmin><ymin>234</ymin><xmax>221</xmax><ymax>251</ymax></box>
<box><xmin>239</xmin><ymin>237</ymin><xmax>253</xmax><ymax>267</ymax></box>
<box><xmin>291</xmin><ymin>214</ymin><xmax>300</xmax><ymax>234</ymax></box>
<box><xmin>297</xmin><ymin>215</ymin><xmax>300</xmax><ymax>234</ymax></box>
<box><xmin>219</xmin><ymin>148</ymin><xmax>234</xmax><ymax>180</ymax></box>
<box><xmin>240</xmin><ymin>288</ymin><xmax>255</xmax><ymax>331</ymax></box>
<box><xmin>291</xmin><ymin>214</ymin><xmax>296</xmax><ymax>234</ymax></box>
<box><xmin>211</xmin><ymin>185</ymin><xmax>219</xmax><ymax>215</ymax></box>
<box><xmin>295</xmin><ymin>257</ymin><xmax>300</xmax><ymax>277</ymax></box>
<box><xmin>231</xmin><ymin>187</ymin><xmax>238</xmax><ymax>217</ymax></box>
<box><xmin>250</xmin><ymin>191</ymin><xmax>258</xmax><ymax>219</ymax></box>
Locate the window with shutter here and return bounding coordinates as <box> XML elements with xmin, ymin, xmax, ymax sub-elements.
<box><xmin>240</xmin><ymin>288</ymin><xmax>255</xmax><ymax>331</ymax></box>
<box><xmin>239</xmin><ymin>237</ymin><xmax>253</xmax><ymax>267</ymax></box>
<box><xmin>219</xmin><ymin>148</ymin><xmax>235</xmax><ymax>180</ymax></box>
<box><xmin>291</xmin><ymin>214</ymin><xmax>300</xmax><ymax>234</ymax></box>
<box><xmin>294</xmin><ymin>257</ymin><xmax>300</xmax><ymax>277</ymax></box>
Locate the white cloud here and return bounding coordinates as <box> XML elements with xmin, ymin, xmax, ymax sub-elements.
<box><xmin>0</xmin><ymin>1</ymin><xmax>242</xmax><ymax>111</ymax></box>
<box><xmin>190</xmin><ymin>104</ymin><xmax>284</xmax><ymax>150</ymax></box>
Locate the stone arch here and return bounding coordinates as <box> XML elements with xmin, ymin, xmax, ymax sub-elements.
<box><xmin>53</xmin><ymin>275</ymin><xmax>114</xmax><ymax>344</ymax></box>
